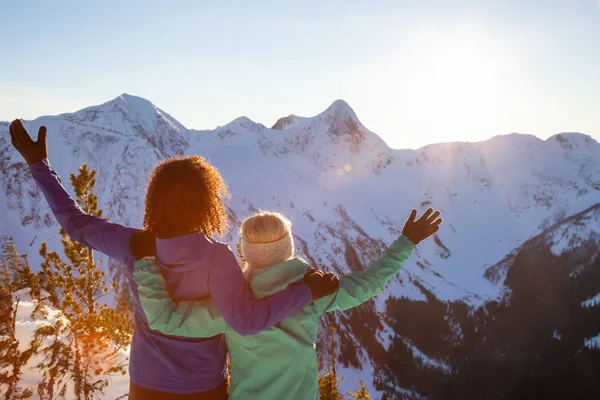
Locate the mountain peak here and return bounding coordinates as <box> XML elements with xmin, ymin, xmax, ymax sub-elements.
<box><xmin>89</xmin><ymin>94</ymin><xmax>185</xmax><ymax>132</ymax></box>
<box><xmin>119</xmin><ymin>93</ymin><xmax>142</xmax><ymax>100</ymax></box>
<box><xmin>106</xmin><ymin>93</ymin><xmax>156</xmax><ymax>112</ymax></box>
<box><xmin>271</xmin><ymin>115</ymin><xmax>299</xmax><ymax>130</ymax></box>
<box><xmin>56</xmin><ymin>93</ymin><xmax>188</xmax><ymax>156</ymax></box>
<box><xmin>316</xmin><ymin>99</ymin><xmax>366</xmax><ymax>139</ymax></box>
<box><xmin>215</xmin><ymin>116</ymin><xmax>266</xmax><ymax>136</ymax></box>
<box><xmin>322</xmin><ymin>99</ymin><xmax>357</xmax><ymax>120</ymax></box>
<box><xmin>547</xmin><ymin>132</ymin><xmax>597</xmax><ymax>150</ymax></box>
<box><xmin>271</xmin><ymin>100</ymin><xmax>359</xmax><ymax>132</ymax></box>
<box><xmin>223</xmin><ymin>116</ymin><xmax>263</xmax><ymax>129</ymax></box>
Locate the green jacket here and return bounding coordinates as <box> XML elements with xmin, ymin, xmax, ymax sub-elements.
<box><xmin>133</xmin><ymin>235</ymin><xmax>414</xmax><ymax>399</ymax></box>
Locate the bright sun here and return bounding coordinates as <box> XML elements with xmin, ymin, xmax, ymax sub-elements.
<box><xmin>394</xmin><ymin>27</ymin><xmax>512</xmax><ymax>145</ymax></box>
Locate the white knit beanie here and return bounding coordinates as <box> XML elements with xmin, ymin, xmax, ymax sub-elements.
<box><xmin>241</xmin><ymin>231</ymin><xmax>294</xmax><ymax>271</ymax></box>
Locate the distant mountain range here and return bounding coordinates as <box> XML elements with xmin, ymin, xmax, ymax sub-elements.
<box><xmin>1</xmin><ymin>94</ymin><xmax>599</xmax><ymax>398</ymax></box>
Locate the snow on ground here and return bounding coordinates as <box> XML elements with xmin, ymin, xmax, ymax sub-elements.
<box><xmin>7</xmin><ymin>289</ymin><xmax>385</xmax><ymax>399</ymax></box>
<box><xmin>552</xmin><ymin>330</ymin><xmax>562</xmax><ymax>341</ymax></box>
<box><xmin>4</xmin><ymin>289</ymin><xmax>130</xmax><ymax>400</ymax></box>
<box><xmin>549</xmin><ymin>206</ymin><xmax>600</xmax><ymax>256</ymax></box>
<box><xmin>402</xmin><ymin>338</ymin><xmax>452</xmax><ymax>374</ymax></box>
<box><xmin>582</xmin><ymin>292</ymin><xmax>600</xmax><ymax>308</ymax></box>
<box><xmin>584</xmin><ymin>334</ymin><xmax>600</xmax><ymax>350</ymax></box>
<box><xmin>337</xmin><ymin>365</ymin><xmax>381</xmax><ymax>399</ymax></box>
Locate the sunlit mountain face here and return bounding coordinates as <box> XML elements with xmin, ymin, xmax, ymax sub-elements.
<box><xmin>2</xmin><ymin>94</ymin><xmax>599</xmax><ymax>399</ymax></box>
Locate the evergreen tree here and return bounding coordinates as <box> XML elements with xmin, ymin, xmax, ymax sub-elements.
<box><xmin>236</xmin><ymin>236</ymin><xmax>246</xmax><ymax>268</ymax></box>
<box><xmin>319</xmin><ymin>326</ymin><xmax>345</xmax><ymax>400</ymax></box>
<box><xmin>0</xmin><ymin>241</ymin><xmax>36</xmax><ymax>399</ymax></box>
<box><xmin>1</xmin><ymin>236</ymin><xmax>40</xmax><ymax>298</ymax></box>
<box><xmin>317</xmin><ymin>324</ymin><xmax>375</xmax><ymax>400</ymax></box>
<box><xmin>346</xmin><ymin>381</ymin><xmax>371</xmax><ymax>400</ymax></box>
<box><xmin>34</xmin><ymin>164</ymin><xmax>133</xmax><ymax>400</ymax></box>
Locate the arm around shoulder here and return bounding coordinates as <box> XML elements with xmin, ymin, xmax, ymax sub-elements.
<box><xmin>208</xmin><ymin>244</ymin><xmax>312</xmax><ymax>335</ymax></box>
<box><xmin>134</xmin><ymin>258</ymin><xmax>227</xmax><ymax>338</ymax></box>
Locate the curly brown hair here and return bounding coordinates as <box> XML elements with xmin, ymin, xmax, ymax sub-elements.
<box><xmin>143</xmin><ymin>155</ymin><xmax>230</xmax><ymax>238</ymax></box>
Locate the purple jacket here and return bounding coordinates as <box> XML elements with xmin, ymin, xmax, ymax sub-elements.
<box><xmin>30</xmin><ymin>159</ymin><xmax>312</xmax><ymax>394</ymax></box>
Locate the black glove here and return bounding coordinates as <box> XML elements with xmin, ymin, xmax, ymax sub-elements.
<box><xmin>303</xmin><ymin>268</ymin><xmax>340</xmax><ymax>300</ymax></box>
<box><xmin>402</xmin><ymin>208</ymin><xmax>443</xmax><ymax>245</ymax></box>
<box><xmin>9</xmin><ymin>119</ymin><xmax>48</xmax><ymax>165</ymax></box>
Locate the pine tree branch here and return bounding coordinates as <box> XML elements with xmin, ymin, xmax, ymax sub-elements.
<box><xmin>92</xmin><ymin>290</ymin><xmax>114</xmax><ymax>302</ymax></box>
<box><xmin>11</xmin><ymin>295</ymin><xmax>19</xmax><ymax>338</ymax></box>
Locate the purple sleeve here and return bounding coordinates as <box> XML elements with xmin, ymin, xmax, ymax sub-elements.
<box><xmin>29</xmin><ymin>159</ymin><xmax>136</xmax><ymax>267</ymax></box>
<box><xmin>208</xmin><ymin>244</ymin><xmax>312</xmax><ymax>336</ymax></box>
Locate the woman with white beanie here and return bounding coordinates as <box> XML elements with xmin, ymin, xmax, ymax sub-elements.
<box><xmin>134</xmin><ymin>208</ymin><xmax>442</xmax><ymax>399</ymax></box>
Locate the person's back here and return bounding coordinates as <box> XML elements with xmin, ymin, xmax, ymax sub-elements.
<box><xmin>226</xmin><ymin>259</ymin><xmax>322</xmax><ymax>399</ymax></box>
<box><xmin>224</xmin><ymin>212</ymin><xmax>321</xmax><ymax>397</ymax></box>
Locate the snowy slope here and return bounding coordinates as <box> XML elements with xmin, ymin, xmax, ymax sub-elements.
<box><xmin>2</xmin><ymin>94</ymin><xmax>600</xmax><ymax>398</ymax></box>
<box><xmin>185</xmin><ymin>99</ymin><xmax>600</xmax><ymax>304</ymax></box>
<box><xmin>391</xmin><ymin>200</ymin><xmax>600</xmax><ymax>399</ymax></box>
<box><xmin>3</xmin><ymin>289</ymin><xmax>130</xmax><ymax>399</ymax></box>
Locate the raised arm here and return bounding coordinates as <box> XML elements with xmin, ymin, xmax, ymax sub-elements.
<box><xmin>208</xmin><ymin>244</ymin><xmax>337</xmax><ymax>335</ymax></box>
<box><xmin>10</xmin><ymin>120</ymin><xmax>136</xmax><ymax>266</ymax></box>
<box><xmin>315</xmin><ymin>208</ymin><xmax>442</xmax><ymax>313</ymax></box>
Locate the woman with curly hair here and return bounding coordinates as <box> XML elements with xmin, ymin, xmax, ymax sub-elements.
<box><xmin>9</xmin><ymin>120</ymin><xmax>339</xmax><ymax>400</ymax></box>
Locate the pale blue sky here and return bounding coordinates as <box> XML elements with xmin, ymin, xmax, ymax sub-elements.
<box><xmin>1</xmin><ymin>0</ymin><xmax>599</xmax><ymax>149</ymax></box>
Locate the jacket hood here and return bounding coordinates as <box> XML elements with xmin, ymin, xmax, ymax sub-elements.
<box><xmin>247</xmin><ymin>258</ymin><xmax>309</xmax><ymax>299</ymax></box>
<box><xmin>155</xmin><ymin>232</ymin><xmax>216</xmax><ymax>273</ymax></box>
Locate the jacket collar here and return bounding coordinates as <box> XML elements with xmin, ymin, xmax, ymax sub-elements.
<box><xmin>247</xmin><ymin>258</ymin><xmax>308</xmax><ymax>299</ymax></box>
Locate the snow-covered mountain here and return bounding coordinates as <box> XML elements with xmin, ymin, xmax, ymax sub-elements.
<box><xmin>375</xmin><ymin>201</ymin><xmax>600</xmax><ymax>399</ymax></box>
<box><xmin>1</xmin><ymin>94</ymin><xmax>600</xmax><ymax>398</ymax></box>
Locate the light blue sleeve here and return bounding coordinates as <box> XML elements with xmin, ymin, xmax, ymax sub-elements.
<box><xmin>314</xmin><ymin>236</ymin><xmax>415</xmax><ymax>313</ymax></box>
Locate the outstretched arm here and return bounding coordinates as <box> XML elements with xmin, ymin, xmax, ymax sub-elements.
<box><xmin>315</xmin><ymin>208</ymin><xmax>442</xmax><ymax>313</ymax></box>
<box><xmin>10</xmin><ymin>120</ymin><xmax>136</xmax><ymax>266</ymax></box>
<box><xmin>314</xmin><ymin>236</ymin><xmax>414</xmax><ymax>313</ymax></box>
